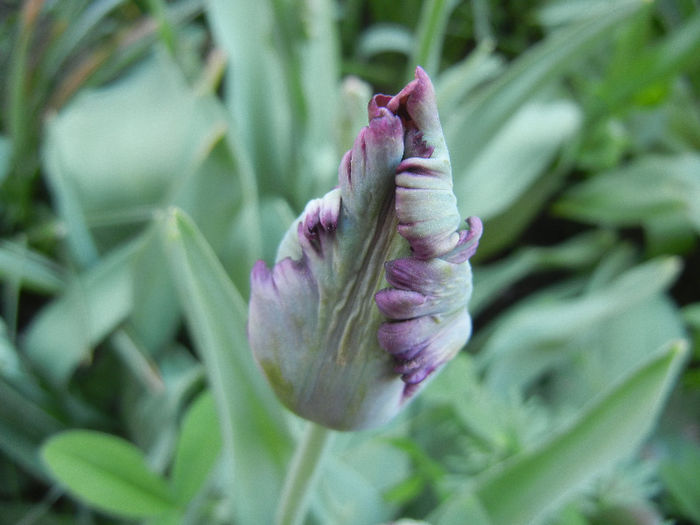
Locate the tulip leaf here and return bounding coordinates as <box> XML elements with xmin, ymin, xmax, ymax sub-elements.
<box><xmin>437</xmin><ymin>340</ymin><xmax>688</xmax><ymax>525</ymax></box>
<box><xmin>23</xmin><ymin>240</ymin><xmax>138</xmax><ymax>385</ymax></box>
<box><xmin>409</xmin><ymin>0</ymin><xmax>459</xmax><ymax>78</ymax></box>
<box><xmin>0</xmin><ymin>239</ymin><xmax>65</xmax><ymax>294</ymax></box>
<box><xmin>42</xmin><ymin>52</ymin><xmax>227</xmax><ymax>264</ymax></box>
<box><xmin>0</xmin><ymin>135</ymin><xmax>10</xmax><ymax>185</ymax></box>
<box><xmin>358</xmin><ymin>24</ymin><xmax>414</xmax><ymax>58</ymax></box>
<box><xmin>454</xmin><ymin>100</ymin><xmax>581</xmax><ymax>221</ymax></box>
<box><xmin>159</xmin><ymin>207</ymin><xmax>293</xmax><ymax>524</ymax></box>
<box><xmin>314</xmin><ymin>456</ymin><xmax>396</xmax><ymax>525</ymax></box>
<box><xmin>41</xmin><ymin>430</ymin><xmax>175</xmax><ymax>518</ymax></box>
<box><xmin>591</xmin><ymin>10</ymin><xmax>700</xmax><ymax>119</ymax></box>
<box><xmin>659</xmin><ymin>441</ymin><xmax>700</xmax><ymax>522</ymax></box>
<box><xmin>0</xmin><ymin>375</ymin><xmax>64</xmax><ymax>481</ymax></box>
<box><xmin>554</xmin><ymin>153</ymin><xmax>700</xmax><ymax>231</ymax></box>
<box><xmin>482</xmin><ymin>256</ymin><xmax>681</xmax><ymax>392</ymax></box>
<box><xmin>436</xmin><ymin>43</ymin><xmax>504</xmax><ymax>113</ymax></box>
<box><xmin>171</xmin><ymin>391</ymin><xmax>222</xmax><ymax>505</ymax></box>
<box><xmin>206</xmin><ymin>0</ymin><xmax>293</xmax><ymax>197</ymax></box>
<box><xmin>444</xmin><ymin>0</ymin><xmax>643</xmax><ymax>176</ymax></box>
<box><xmin>431</xmin><ymin>491</ymin><xmax>493</xmax><ymax>525</ymax></box>
<box><xmin>470</xmin><ymin>230</ymin><xmax>615</xmax><ymax>315</ymax></box>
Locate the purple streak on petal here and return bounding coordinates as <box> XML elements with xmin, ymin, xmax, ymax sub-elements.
<box><xmin>401</xmin><ymin>366</ymin><xmax>435</xmax><ymax>385</ymax></box>
<box><xmin>394</xmin><ymin>162</ymin><xmax>461</xmax><ymax>261</ymax></box>
<box><xmin>405</xmin><ymin>129</ymin><xmax>434</xmax><ymax>159</ymax></box>
<box><xmin>375</xmin><ymin>288</ymin><xmax>427</xmax><ymax>319</ymax></box>
<box><xmin>396</xmin><ymin>157</ymin><xmax>447</xmax><ymax>180</ymax></box>
<box><xmin>296</xmin><ymin>190</ymin><xmax>342</xmax><ymax>257</ymax></box>
<box><xmin>441</xmin><ymin>217</ymin><xmax>483</xmax><ymax>264</ymax></box>
<box><xmin>377</xmin><ymin>317</ymin><xmax>431</xmax><ymax>361</ymax></box>
<box><xmin>368</xmin><ymin>94</ymin><xmax>392</xmax><ymax>119</ymax></box>
<box><xmin>377</xmin><ymin>309</ymin><xmax>471</xmax><ymax>391</ymax></box>
<box><xmin>384</xmin><ymin>257</ymin><xmax>463</xmax><ymax>295</ymax></box>
<box><xmin>383</xmin><ymin>258</ymin><xmax>436</xmax><ymax>291</ymax></box>
<box><xmin>370</xmin><ymin>67</ymin><xmax>442</xmax><ymax>160</ymax></box>
<box><xmin>339</xmin><ymin>108</ymin><xmax>404</xmax><ymax>218</ymax></box>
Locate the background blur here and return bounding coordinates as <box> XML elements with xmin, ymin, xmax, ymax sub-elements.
<box><xmin>1</xmin><ymin>0</ymin><xmax>699</xmax><ymax>524</ymax></box>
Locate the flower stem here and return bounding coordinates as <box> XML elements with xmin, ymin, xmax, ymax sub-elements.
<box><xmin>275</xmin><ymin>422</ymin><xmax>334</xmax><ymax>525</ymax></box>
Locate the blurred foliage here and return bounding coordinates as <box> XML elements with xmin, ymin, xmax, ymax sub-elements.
<box><xmin>1</xmin><ymin>0</ymin><xmax>699</xmax><ymax>524</ymax></box>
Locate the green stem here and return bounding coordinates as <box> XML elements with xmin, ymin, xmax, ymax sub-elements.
<box><xmin>275</xmin><ymin>422</ymin><xmax>333</xmax><ymax>525</ymax></box>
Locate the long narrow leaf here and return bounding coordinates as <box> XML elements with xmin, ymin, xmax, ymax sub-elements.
<box><xmin>159</xmin><ymin>208</ymin><xmax>292</xmax><ymax>524</ymax></box>
<box><xmin>23</xmin><ymin>241</ymin><xmax>138</xmax><ymax>385</ymax></box>
<box><xmin>437</xmin><ymin>340</ymin><xmax>688</xmax><ymax>525</ymax></box>
<box><xmin>408</xmin><ymin>0</ymin><xmax>459</xmax><ymax>79</ymax></box>
<box><xmin>445</xmin><ymin>1</ymin><xmax>643</xmax><ymax>176</ymax></box>
<box><xmin>0</xmin><ymin>377</ymin><xmax>64</xmax><ymax>480</ymax></box>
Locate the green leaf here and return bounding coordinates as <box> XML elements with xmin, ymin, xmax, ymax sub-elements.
<box><xmin>538</xmin><ymin>0</ymin><xmax>622</xmax><ymax>27</ymax></box>
<box><xmin>159</xmin><ymin>207</ymin><xmax>293</xmax><ymax>523</ymax></box>
<box><xmin>0</xmin><ymin>135</ymin><xmax>10</xmax><ymax>185</ymax></box>
<box><xmin>444</xmin><ymin>0</ymin><xmax>643</xmax><ymax>177</ymax></box>
<box><xmin>171</xmin><ymin>391</ymin><xmax>222</xmax><ymax>505</ymax></box>
<box><xmin>42</xmin><ymin>52</ymin><xmax>227</xmax><ymax>262</ymax></box>
<box><xmin>431</xmin><ymin>490</ymin><xmax>493</xmax><ymax>525</ymax></box>
<box><xmin>0</xmin><ymin>239</ymin><xmax>65</xmax><ymax>294</ymax></box>
<box><xmin>23</xmin><ymin>240</ymin><xmax>138</xmax><ymax>385</ymax></box>
<box><xmin>45</xmin><ymin>54</ymin><xmax>224</xmax><ymax>218</ymax></box>
<box><xmin>659</xmin><ymin>441</ymin><xmax>700</xmax><ymax>522</ymax></box>
<box><xmin>408</xmin><ymin>0</ymin><xmax>459</xmax><ymax>78</ymax></box>
<box><xmin>0</xmin><ymin>375</ymin><xmax>64</xmax><ymax>481</ymax></box>
<box><xmin>482</xmin><ymin>257</ymin><xmax>682</xmax><ymax>391</ymax></box>
<box><xmin>547</xmin><ymin>294</ymin><xmax>686</xmax><ymax>409</ymax></box>
<box><xmin>207</xmin><ymin>0</ymin><xmax>339</xmax><ymax>205</ymax></box>
<box><xmin>41</xmin><ymin>430</ymin><xmax>175</xmax><ymax>518</ymax></box>
<box><xmin>206</xmin><ymin>0</ymin><xmax>293</xmax><ymax>197</ymax></box>
<box><xmin>454</xmin><ymin>100</ymin><xmax>581</xmax><ymax>221</ymax></box>
<box><xmin>554</xmin><ymin>153</ymin><xmax>700</xmax><ymax>231</ymax></box>
<box><xmin>314</xmin><ymin>456</ymin><xmax>395</xmax><ymax>525</ymax></box>
<box><xmin>471</xmin><ymin>152</ymin><xmax>573</xmax><ymax>259</ymax></box>
<box><xmin>470</xmin><ymin>230</ymin><xmax>615</xmax><ymax>315</ymax></box>
<box><xmin>438</xmin><ymin>341</ymin><xmax>688</xmax><ymax>525</ymax></box>
<box><xmin>358</xmin><ymin>24</ymin><xmax>414</xmax><ymax>58</ymax></box>
<box><xmin>436</xmin><ymin>43</ymin><xmax>503</xmax><ymax>113</ymax></box>
<box><xmin>592</xmin><ymin>10</ymin><xmax>700</xmax><ymax>118</ymax></box>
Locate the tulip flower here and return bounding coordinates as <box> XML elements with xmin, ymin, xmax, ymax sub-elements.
<box><xmin>248</xmin><ymin>67</ymin><xmax>482</xmax><ymax>430</ymax></box>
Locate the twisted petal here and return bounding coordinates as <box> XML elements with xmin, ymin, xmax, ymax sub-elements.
<box><xmin>248</xmin><ymin>67</ymin><xmax>481</xmax><ymax>430</ymax></box>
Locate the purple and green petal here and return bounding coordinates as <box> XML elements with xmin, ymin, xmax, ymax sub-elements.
<box><xmin>248</xmin><ymin>67</ymin><xmax>482</xmax><ymax>430</ymax></box>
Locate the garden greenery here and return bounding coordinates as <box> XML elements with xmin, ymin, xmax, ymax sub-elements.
<box><xmin>1</xmin><ymin>1</ymin><xmax>699</xmax><ymax>524</ymax></box>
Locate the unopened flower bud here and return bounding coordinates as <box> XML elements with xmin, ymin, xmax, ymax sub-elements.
<box><xmin>248</xmin><ymin>67</ymin><xmax>482</xmax><ymax>430</ymax></box>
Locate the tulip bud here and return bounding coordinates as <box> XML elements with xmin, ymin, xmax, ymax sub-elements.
<box><xmin>248</xmin><ymin>67</ymin><xmax>482</xmax><ymax>430</ymax></box>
